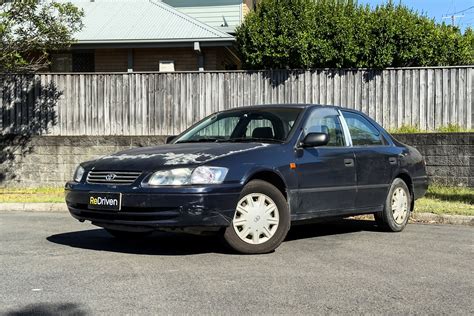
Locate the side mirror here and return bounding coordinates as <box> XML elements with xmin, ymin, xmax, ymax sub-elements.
<box><xmin>165</xmin><ymin>135</ymin><xmax>177</xmax><ymax>144</ymax></box>
<box><xmin>300</xmin><ymin>132</ymin><xmax>329</xmax><ymax>147</ymax></box>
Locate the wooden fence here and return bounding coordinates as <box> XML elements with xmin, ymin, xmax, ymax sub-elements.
<box><xmin>1</xmin><ymin>67</ymin><xmax>472</xmax><ymax>135</ymax></box>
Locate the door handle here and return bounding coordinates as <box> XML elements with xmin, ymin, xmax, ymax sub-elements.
<box><xmin>344</xmin><ymin>158</ymin><xmax>354</xmax><ymax>167</ymax></box>
<box><xmin>389</xmin><ymin>157</ymin><xmax>398</xmax><ymax>165</ymax></box>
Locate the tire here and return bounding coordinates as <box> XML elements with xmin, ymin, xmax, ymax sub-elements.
<box><xmin>105</xmin><ymin>228</ymin><xmax>152</xmax><ymax>239</ymax></box>
<box><xmin>223</xmin><ymin>179</ymin><xmax>290</xmax><ymax>254</ymax></box>
<box><xmin>374</xmin><ymin>178</ymin><xmax>411</xmax><ymax>232</ymax></box>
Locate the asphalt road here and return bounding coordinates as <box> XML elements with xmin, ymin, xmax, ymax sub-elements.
<box><xmin>1</xmin><ymin>211</ymin><xmax>473</xmax><ymax>315</ymax></box>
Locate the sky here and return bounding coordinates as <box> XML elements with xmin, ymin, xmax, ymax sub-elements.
<box><xmin>361</xmin><ymin>0</ymin><xmax>474</xmax><ymax>31</ymax></box>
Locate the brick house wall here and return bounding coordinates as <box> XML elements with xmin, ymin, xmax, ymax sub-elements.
<box><xmin>94</xmin><ymin>49</ymin><xmax>129</xmax><ymax>72</ymax></box>
<box><xmin>92</xmin><ymin>47</ymin><xmax>237</xmax><ymax>72</ymax></box>
<box><xmin>50</xmin><ymin>47</ymin><xmax>239</xmax><ymax>72</ymax></box>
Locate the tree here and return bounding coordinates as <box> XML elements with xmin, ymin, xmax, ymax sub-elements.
<box><xmin>236</xmin><ymin>0</ymin><xmax>474</xmax><ymax>69</ymax></box>
<box><xmin>0</xmin><ymin>0</ymin><xmax>83</xmax><ymax>73</ymax></box>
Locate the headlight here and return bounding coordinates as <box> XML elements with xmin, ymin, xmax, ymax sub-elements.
<box><xmin>147</xmin><ymin>168</ymin><xmax>192</xmax><ymax>186</ymax></box>
<box><xmin>73</xmin><ymin>166</ymin><xmax>85</xmax><ymax>182</ymax></box>
<box><xmin>190</xmin><ymin>166</ymin><xmax>228</xmax><ymax>184</ymax></box>
<box><xmin>145</xmin><ymin>166</ymin><xmax>228</xmax><ymax>186</ymax></box>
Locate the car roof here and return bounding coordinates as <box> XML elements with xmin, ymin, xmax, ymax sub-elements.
<box><xmin>219</xmin><ymin>104</ymin><xmax>345</xmax><ymax>112</ymax></box>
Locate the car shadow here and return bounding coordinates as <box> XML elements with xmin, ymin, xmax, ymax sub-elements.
<box><xmin>47</xmin><ymin>228</ymin><xmax>231</xmax><ymax>256</ymax></box>
<box><xmin>4</xmin><ymin>302</ymin><xmax>89</xmax><ymax>316</ymax></box>
<box><xmin>286</xmin><ymin>218</ymin><xmax>380</xmax><ymax>241</ymax></box>
<box><xmin>47</xmin><ymin>219</ymin><xmax>380</xmax><ymax>256</ymax></box>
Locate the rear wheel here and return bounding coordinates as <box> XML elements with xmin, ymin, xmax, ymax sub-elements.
<box><xmin>224</xmin><ymin>180</ymin><xmax>290</xmax><ymax>254</ymax></box>
<box><xmin>374</xmin><ymin>178</ymin><xmax>411</xmax><ymax>232</ymax></box>
<box><xmin>105</xmin><ymin>228</ymin><xmax>152</xmax><ymax>239</ymax></box>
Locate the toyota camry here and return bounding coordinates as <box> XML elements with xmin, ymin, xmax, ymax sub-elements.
<box><xmin>65</xmin><ymin>105</ymin><xmax>428</xmax><ymax>254</ymax></box>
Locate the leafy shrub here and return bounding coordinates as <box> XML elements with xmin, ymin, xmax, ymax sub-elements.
<box><xmin>389</xmin><ymin>124</ymin><xmax>473</xmax><ymax>134</ymax></box>
<box><xmin>436</xmin><ymin>124</ymin><xmax>467</xmax><ymax>133</ymax></box>
<box><xmin>0</xmin><ymin>1</ymin><xmax>83</xmax><ymax>72</ymax></box>
<box><xmin>236</xmin><ymin>0</ymin><xmax>474</xmax><ymax>69</ymax></box>
<box><xmin>389</xmin><ymin>125</ymin><xmax>423</xmax><ymax>134</ymax></box>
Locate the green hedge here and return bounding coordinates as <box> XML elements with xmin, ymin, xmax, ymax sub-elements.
<box><xmin>236</xmin><ymin>0</ymin><xmax>474</xmax><ymax>69</ymax></box>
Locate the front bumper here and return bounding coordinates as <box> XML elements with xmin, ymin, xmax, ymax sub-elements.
<box><xmin>65</xmin><ymin>182</ymin><xmax>241</xmax><ymax>232</ymax></box>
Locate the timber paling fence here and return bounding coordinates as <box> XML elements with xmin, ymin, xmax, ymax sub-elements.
<box><xmin>0</xmin><ymin>67</ymin><xmax>472</xmax><ymax>136</ymax></box>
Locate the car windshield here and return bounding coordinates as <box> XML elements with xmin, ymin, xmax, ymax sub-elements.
<box><xmin>174</xmin><ymin>107</ymin><xmax>302</xmax><ymax>143</ymax></box>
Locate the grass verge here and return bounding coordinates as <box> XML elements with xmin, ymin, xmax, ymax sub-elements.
<box><xmin>414</xmin><ymin>185</ymin><xmax>473</xmax><ymax>216</ymax></box>
<box><xmin>0</xmin><ymin>187</ymin><xmax>64</xmax><ymax>203</ymax></box>
<box><xmin>0</xmin><ymin>185</ymin><xmax>472</xmax><ymax>216</ymax></box>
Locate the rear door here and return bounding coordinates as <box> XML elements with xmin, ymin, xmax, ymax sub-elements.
<box><xmin>295</xmin><ymin>108</ymin><xmax>357</xmax><ymax>215</ymax></box>
<box><xmin>341</xmin><ymin>111</ymin><xmax>396</xmax><ymax>210</ymax></box>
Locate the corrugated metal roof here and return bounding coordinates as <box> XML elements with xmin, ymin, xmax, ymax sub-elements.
<box><xmin>162</xmin><ymin>0</ymin><xmax>243</xmax><ymax>31</ymax></box>
<box><xmin>59</xmin><ymin>0</ymin><xmax>234</xmax><ymax>44</ymax></box>
<box><xmin>171</xmin><ymin>5</ymin><xmax>242</xmax><ymax>31</ymax></box>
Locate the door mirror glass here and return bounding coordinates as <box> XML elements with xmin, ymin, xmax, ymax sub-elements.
<box><xmin>300</xmin><ymin>132</ymin><xmax>329</xmax><ymax>147</ymax></box>
<box><xmin>166</xmin><ymin>135</ymin><xmax>177</xmax><ymax>144</ymax></box>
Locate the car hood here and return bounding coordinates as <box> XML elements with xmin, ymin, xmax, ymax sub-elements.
<box><xmin>87</xmin><ymin>142</ymin><xmax>271</xmax><ymax>171</ymax></box>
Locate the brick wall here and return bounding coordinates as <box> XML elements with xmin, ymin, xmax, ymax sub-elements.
<box><xmin>1</xmin><ymin>133</ymin><xmax>471</xmax><ymax>188</ymax></box>
<box><xmin>134</xmin><ymin>48</ymin><xmax>198</xmax><ymax>72</ymax></box>
<box><xmin>93</xmin><ymin>47</ymin><xmax>232</xmax><ymax>72</ymax></box>
<box><xmin>393</xmin><ymin>133</ymin><xmax>473</xmax><ymax>187</ymax></box>
<box><xmin>94</xmin><ymin>49</ymin><xmax>128</xmax><ymax>72</ymax></box>
<box><xmin>0</xmin><ymin>136</ymin><xmax>166</xmax><ymax>187</ymax></box>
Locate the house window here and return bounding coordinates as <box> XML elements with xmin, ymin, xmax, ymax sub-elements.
<box><xmin>224</xmin><ymin>63</ymin><xmax>238</xmax><ymax>70</ymax></box>
<box><xmin>50</xmin><ymin>51</ymin><xmax>95</xmax><ymax>72</ymax></box>
<box><xmin>72</xmin><ymin>51</ymin><xmax>95</xmax><ymax>72</ymax></box>
<box><xmin>159</xmin><ymin>60</ymin><xmax>175</xmax><ymax>72</ymax></box>
<box><xmin>50</xmin><ymin>54</ymin><xmax>72</xmax><ymax>72</ymax></box>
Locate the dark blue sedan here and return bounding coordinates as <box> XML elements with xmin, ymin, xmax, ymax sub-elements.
<box><xmin>65</xmin><ymin>104</ymin><xmax>428</xmax><ymax>254</ymax></box>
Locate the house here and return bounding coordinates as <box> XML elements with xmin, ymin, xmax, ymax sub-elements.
<box><xmin>162</xmin><ymin>0</ymin><xmax>256</xmax><ymax>34</ymax></box>
<box><xmin>50</xmin><ymin>0</ymin><xmax>245</xmax><ymax>73</ymax></box>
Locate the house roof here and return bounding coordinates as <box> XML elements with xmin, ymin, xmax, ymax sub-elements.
<box><xmin>162</xmin><ymin>0</ymin><xmax>243</xmax><ymax>33</ymax></box>
<box><xmin>60</xmin><ymin>0</ymin><xmax>234</xmax><ymax>47</ymax></box>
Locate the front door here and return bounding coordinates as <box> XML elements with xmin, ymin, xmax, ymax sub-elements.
<box><xmin>295</xmin><ymin>108</ymin><xmax>357</xmax><ymax>215</ymax></box>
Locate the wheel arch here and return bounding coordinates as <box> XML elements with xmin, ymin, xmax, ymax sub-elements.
<box><xmin>244</xmin><ymin>169</ymin><xmax>288</xmax><ymax>200</ymax></box>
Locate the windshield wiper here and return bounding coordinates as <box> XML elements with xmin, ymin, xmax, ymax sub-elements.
<box><xmin>177</xmin><ymin>137</ymin><xmax>284</xmax><ymax>144</ymax></box>
<box><xmin>176</xmin><ymin>138</ymin><xmax>222</xmax><ymax>143</ymax></box>
<box><xmin>225</xmin><ymin>137</ymin><xmax>284</xmax><ymax>144</ymax></box>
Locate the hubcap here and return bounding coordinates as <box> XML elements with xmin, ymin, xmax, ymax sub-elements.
<box><xmin>391</xmin><ymin>187</ymin><xmax>408</xmax><ymax>225</ymax></box>
<box><xmin>232</xmin><ymin>193</ymin><xmax>280</xmax><ymax>245</ymax></box>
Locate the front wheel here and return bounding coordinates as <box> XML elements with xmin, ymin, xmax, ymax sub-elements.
<box><xmin>374</xmin><ymin>178</ymin><xmax>411</xmax><ymax>232</ymax></box>
<box><xmin>224</xmin><ymin>180</ymin><xmax>290</xmax><ymax>254</ymax></box>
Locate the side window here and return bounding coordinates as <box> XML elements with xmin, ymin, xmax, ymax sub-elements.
<box><xmin>342</xmin><ymin>112</ymin><xmax>383</xmax><ymax>146</ymax></box>
<box><xmin>303</xmin><ymin>109</ymin><xmax>345</xmax><ymax>147</ymax></box>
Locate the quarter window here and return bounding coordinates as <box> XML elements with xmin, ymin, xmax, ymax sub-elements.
<box><xmin>342</xmin><ymin>112</ymin><xmax>383</xmax><ymax>146</ymax></box>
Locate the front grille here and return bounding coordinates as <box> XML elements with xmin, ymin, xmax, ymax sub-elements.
<box><xmin>86</xmin><ymin>171</ymin><xmax>142</xmax><ymax>185</ymax></box>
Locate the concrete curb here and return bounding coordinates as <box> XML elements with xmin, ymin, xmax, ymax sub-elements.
<box><xmin>0</xmin><ymin>203</ymin><xmax>472</xmax><ymax>226</ymax></box>
<box><xmin>410</xmin><ymin>212</ymin><xmax>474</xmax><ymax>226</ymax></box>
<box><xmin>338</xmin><ymin>213</ymin><xmax>473</xmax><ymax>226</ymax></box>
<box><xmin>0</xmin><ymin>203</ymin><xmax>67</xmax><ymax>212</ymax></box>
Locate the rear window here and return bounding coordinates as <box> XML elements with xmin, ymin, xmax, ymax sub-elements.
<box><xmin>342</xmin><ymin>112</ymin><xmax>383</xmax><ymax>146</ymax></box>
